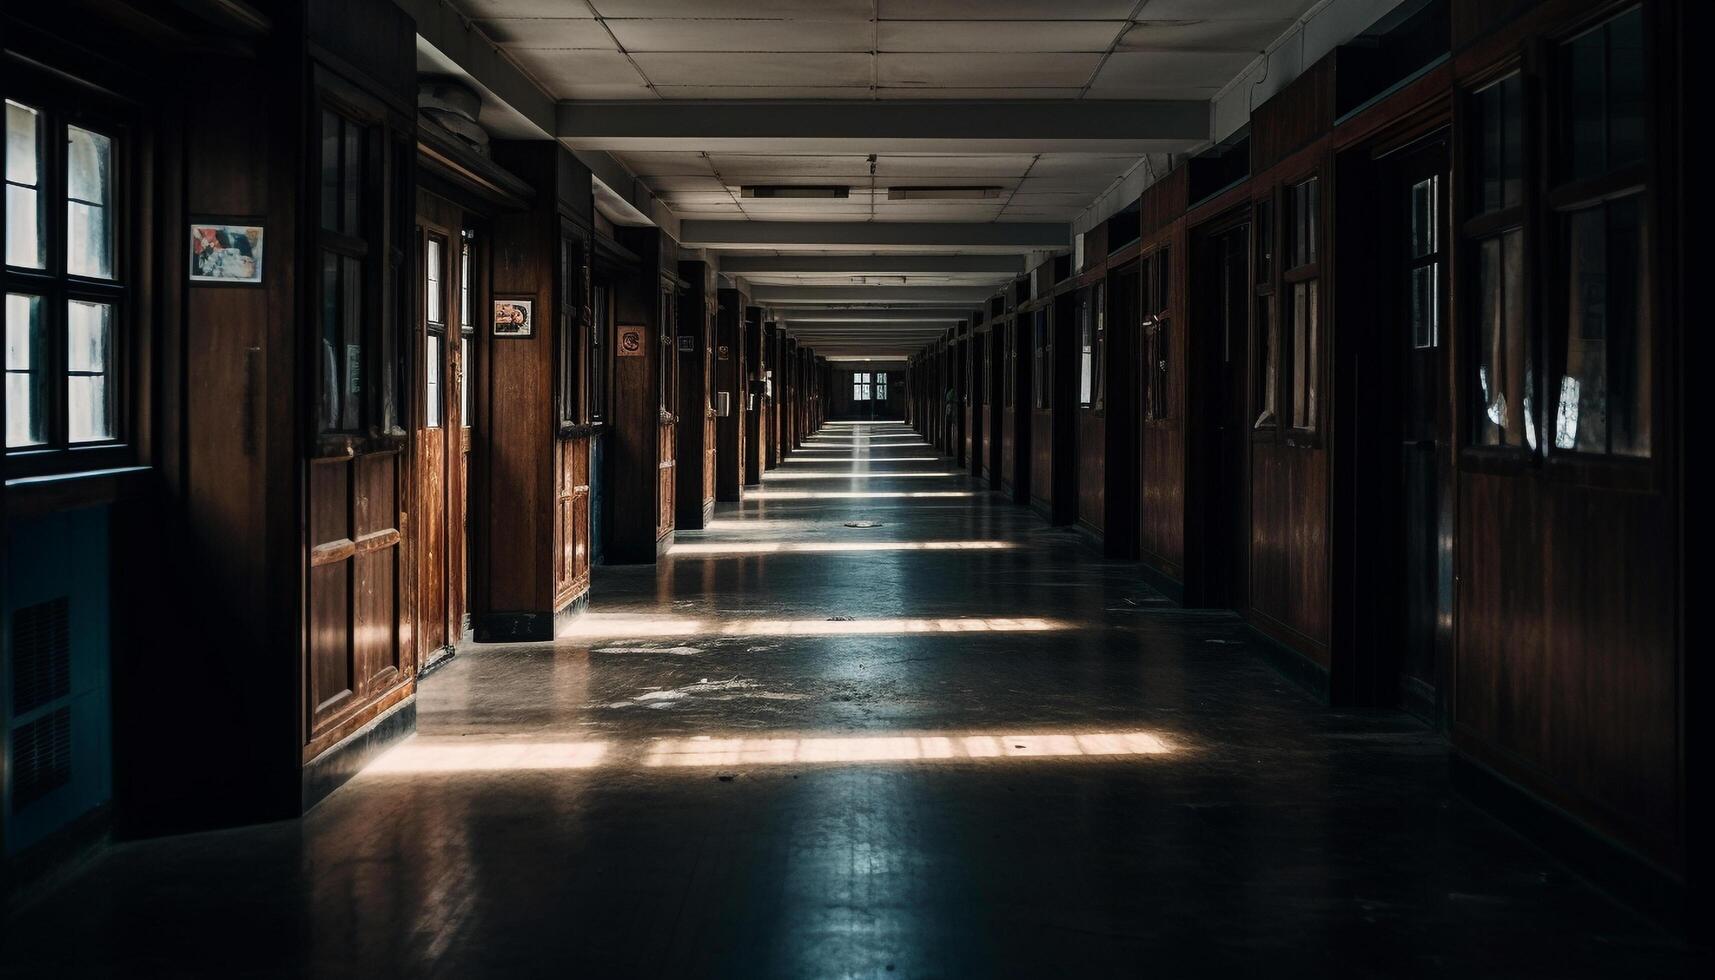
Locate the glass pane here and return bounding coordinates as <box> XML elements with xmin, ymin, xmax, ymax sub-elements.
<box><xmin>5</xmin><ymin>292</ymin><xmax>45</xmax><ymax>447</ymax></box>
<box><xmin>1562</xmin><ymin>27</ymin><xmax>1606</xmax><ymax>181</ymax></box>
<box><xmin>1289</xmin><ymin>279</ymin><xmax>1303</xmax><ymax>425</ymax></box>
<box><xmin>426</xmin><ymin>238</ymin><xmax>444</xmax><ymax>325</ymax></box>
<box><xmin>1255</xmin><ymin>202</ymin><xmax>1273</xmax><ymax>283</ymax></box>
<box><xmin>1472</xmin><ymin>75</ymin><xmax>1523</xmax><ymax>215</ymax></box>
<box><xmin>425</xmin><ymin>333</ymin><xmax>442</xmax><ymax>428</ymax></box>
<box><xmin>6</xmin><ymin>101</ymin><xmax>45</xmax><ymax>269</ymax></box>
<box><xmin>1557</xmin><ymin>196</ymin><xmax>1646</xmax><ymax>456</ymax></box>
<box><xmin>461</xmin><ymin>336</ymin><xmax>474</xmax><ymax>426</ymax></box>
<box><xmin>1475</xmin><ymin>231</ymin><xmax>1533</xmax><ymax>448</ymax></box>
<box><xmin>1255</xmin><ymin>293</ymin><xmax>1277</xmax><ymax>427</ymax></box>
<box><xmin>66</xmin><ymin>126</ymin><xmax>114</xmax><ymax>279</ymax></box>
<box><xmin>1291</xmin><ymin>179</ymin><xmax>1319</xmax><ymax>267</ymax></box>
<box><xmin>1607</xmin><ymin>9</ymin><xmax>1645</xmax><ymax>170</ymax></box>
<box><xmin>320</xmin><ymin>110</ymin><xmax>340</xmax><ymax>231</ymax></box>
<box><xmin>342</xmin><ymin>118</ymin><xmax>361</xmax><ymax>235</ymax></box>
<box><xmin>460</xmin><ymin>241</ymin><xmax>473</xmax><ymax>333</ymax></box>
<box><xmin>1410</xmin><ymin>176</ymin><xmax>1439</xmax><ymax>258</ymax></box>
<box><xmin>65</xmin><ymin>300</ymin><xmax>115</xmax><ymax>443</ymax></box>
<box><xmin>341</xmin><ymin>255</ymin><xmax>363</xmax><ymax>430</ymax></box>
<box><xmin>1411</xmin><ymin>263</ymin><xmax>1439</xmax><ymax>349</ymax></box>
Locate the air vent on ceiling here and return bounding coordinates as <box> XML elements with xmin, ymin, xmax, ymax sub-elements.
<box><xmin>12</xmin><ymin>597</ymin><xmax>70</xmax><ymax>715</ymax></box>
<box><xmin>886</xmin><ymin>186</ymin><xmax>1005</xmax><ymax>201</ymax></box>
<box><xmin>740</xmin><ymin>186</ymin><xmax>850</xmax><ymax>199</ymax></box>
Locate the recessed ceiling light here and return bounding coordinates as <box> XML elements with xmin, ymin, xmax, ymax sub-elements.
<box><xmin>741</xmin><ymin>185</ymin><xmax>850</xmax><ymax>199</ymax></box>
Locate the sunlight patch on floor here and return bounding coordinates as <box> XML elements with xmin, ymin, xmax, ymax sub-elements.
<box><xmin>642</xmin><ymin>731</ymin><xmax>1178</xmax><ymax>767</ymax></box>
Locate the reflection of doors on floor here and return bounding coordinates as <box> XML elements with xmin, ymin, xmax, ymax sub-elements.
<box><xmin>1387</xmin><ymin>138</ymin><xmax>1450</xmax><ymax>722</ymax></box>
<box><xmin>1188</xmin><ymin>218</ymin><xmax>1250</xmax><ymax>609</ymax></box>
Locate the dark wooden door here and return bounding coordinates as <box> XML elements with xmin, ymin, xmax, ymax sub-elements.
<box><xmin>970</xmin><ymin>332</ymin><xmax>986</xmax><ymax>477</ymax></box>
<box><xmin>416</xmin><ymin>226</ymin><xmax>452</xmax><ymax>658</ymax></box>
<box><xmin>1188</xmin><ymin>220</ymin><xmax>1251</xmax><ymax>608</ymax></box>
<box><xmin>1390</xmin><ymin>140</ymin><xmax>1451</xmax><ymax>720</ymax></box>
<box><xmin>657</xmin><ymin>285</ymin><xmax>676</xmax><ymax>541</ymax></box>
<box><xmin>305</xmin><ymin>96</ymin><xmax>412</xmax><ymax>759</ymax></box>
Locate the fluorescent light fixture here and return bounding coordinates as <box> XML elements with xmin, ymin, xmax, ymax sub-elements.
<box><xmin>741</xmin><ymin>185</ymin><xmax>850</xmax><ymax>199</ymax></box>
<box><xmin>886</xmin><ymin>186</ymin><xmax>1006</xmax><ymax>201</ymax></box>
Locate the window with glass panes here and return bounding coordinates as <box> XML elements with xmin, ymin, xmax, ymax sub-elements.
<box><xmin>1551</xmin><ymin>6</ymin><xmax>1648</xmax><ymax>457</ymax></box>
<box><xmin>1284</xmin><ymin>176</ymin><xmax>1321</xmax><ymax>433</ymax></box>
<box><xmin>6</xmin><ymin>92</ymin><xmax>126</xmax><ymax>465</ymax></box>
<box><xmin>1077</xmin><ymin>289</ymin><xmax>1094</xmax><ymax>407</ymax></box>
<box><xmin>853</xmin><ymin>372</ymin><xmax>872</xmax><ymax>401</ymax></box>
<box><xmin>1465</xmin><ymin>72</ymin><xmax>1532</xmax><ymax>451</ymax></box>
<box><xmin>424</xmin><ymin>234</ymin><xmax>445</xmax><ymax>429</ymax></box>
<box><xmin>1146</xmin><ymin>248</ymin><xmax>1174</xmax><ymax>422</ymax></box>
<box><xmin>460</xmin><ymin>232</ymin><xmax>474</xmax><ymax>428</ymax></box>
<box><xmin>1032</xmin><ymin>309</ymin><xmax>1051</xmax><ymax>410</ymax></box>
<box><xmin>317</xmin><ymin>105</ymin><xmax>371</xmax><ymax>436</ymax></box>
<box><xmin>590</xmin><ymin>280</ymin><xmax>609</xmax><ymax>423</ymax></box>
<box><xmin>1253</xmin><ymin>198</ymin><xmax>1278</xmax><ymax>429</ymax></box>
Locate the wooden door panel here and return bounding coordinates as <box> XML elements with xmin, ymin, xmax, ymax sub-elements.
<box><xmin>419</xmin><ymin>434</ymin><xmax>447</xmax><ymax>654</ymax></box>
<box><xmin>308</xmin><ymin>460</ymin><xmax>355</xmax><ymax>728</ymax></box>
<box><xmin>658</xmin><ymin>422</ymin><xmax>676</xmax><ymax>538</ymax></box>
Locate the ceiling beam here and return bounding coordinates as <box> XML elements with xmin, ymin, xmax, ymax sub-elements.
<box><xmin>682</xmin><ymin>221</ymin><xmax>1065</xmax><ymax>251</ymax></box>
<box><xmin>719</xmin><ymin>254</ymin><xmax>1023</xmax><ymax>276</ymax></box>
<box><xmin>557</xmin><ymin>100</ymin><xmax>1207</xmax><ymax>152</ymax></box>
<box><xmin>756</xmin><ymin>285</ymin><xmax>994</xmax><ymax>305</ymax></box>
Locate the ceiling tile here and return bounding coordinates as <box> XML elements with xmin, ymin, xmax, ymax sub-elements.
<box><xmin>875</xmin><ymin>87</ymin><xmax>1080</xmax><ymax>99</ymax></box>
<box><xmin>644</xmin><ymin>175</ymin><xmax>729</xmax><ymax>191</ymax></box>
<box><xmin>877</xmin><ymin>20</ymin><xmax>1124</xmax><ymax>52</ymax></box>
<box><xmin>1026</xmin><ymin>154</ymin><xmax>1144</xmax><ymax>177</ymax></box>
<box><xmin>613</xmin><ymin>151</ymin><xmax>717</xmax><ymax>176</ymax></box>
<box><xmin>706</xmin><ymin>154</ymin><xmax>875</xmax><ymax>177</ymax></box>
<box><xmin>480</xmin><ymin>18</ymin><xmax>613</xmax><ymax>48</ymax></box>
<box><xmin>607</xmin><ymin>19</ymin><xmax>873</xmax><ymax>52</ymax></box>
<box><xmin>589</xmin><ymin>0</ymin><xmax>873</xmax><ymax>17</ymax></box>
<box><xmin>1087</xmin><ymin>49</ymin><xmax>1258</xmax><ymax>92</ymax></box>
<box><xmin>462</xmin><ymin>0</ymin><xmax>594</xmax><ymax>17</ymax></box>
<box><xmin>1013</xmin><ymin>179</ymin><xmax>1112</xmax><ymax>198</ymax></box>
<box><xmin>877</xmin><ymin>155</ymin><xmax>1036</xmax><ymax>177</ymax></box>
<box><xmin>632</xmin><ymin>52</ymin><xmax>872</xmax><ymax>88</ymax></box>
<box><xmin>651</xmin><ymin>86</ymin><xmax>874</xmax><ymax>100</ymax></box>
<box><xmin>879</xmin><ymin>52</ymin><xmax>1102</xmax><ymax>88</ymax></box>
<box><xmin>512</xmin><ymin>48</ymin><xmax>647</xmax><ymax>93</ymax></box>
<box><xmin>1007</xmin><ymin>192</ymin><xmax>1102</xmax><ymax>206</ymax></box>
<box><xmin>1117</xmin><ymin>19</ymin><xmax>1295</xmax><ymax>52</ymax></box>
<box><xmin>878</xmin><ymin>0</ymin><xmax>1138</xmax><ymax>19</ymax></box>
<box><xmin>1134</xmin><ymin>0</ymin><xmax>1320</xmax><ymax>20</ymax></box>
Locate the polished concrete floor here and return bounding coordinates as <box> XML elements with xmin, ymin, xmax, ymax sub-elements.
<box><xmin>1</xmin><ymin>421</ymin><xmax>1703</xmax><ymax>978</ymax></box>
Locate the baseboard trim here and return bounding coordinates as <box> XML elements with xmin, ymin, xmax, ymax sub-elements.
<box><xmin>1449</xmin><ymin>752</ymin><xmax>1687</xmax><ymax>929</ymax></box>
<box><xmin>300</xmin><ymin>696</ymin><xmax>416</xmax><ymax>812</ymax></box>
<box><xmin>1134</xmin><ymin>559</ymin><xmax>1185</xmax><ymax>605</ymax></box>
<box><xmin>1242</xmin><ymin>619</ymin><xmax>1331</xmax><ymax>704</ymax></box>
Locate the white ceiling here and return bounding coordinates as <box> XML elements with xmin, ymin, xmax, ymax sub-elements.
<box><xmin>445</xmin><ymin>0</ymin><xmax>1326</xmax><ymax>356</ymax></box>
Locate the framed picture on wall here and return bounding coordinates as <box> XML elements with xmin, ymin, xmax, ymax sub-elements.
<box><xmin>618</xmin><ymin>325</ymin><xmax>646</xmax><ymax>356</ymax></box>
<box><xmin>189</xmin><ymin>222</ymin><xmax>265</xmax><ymax>284</ymax></box>
<box><xmin>493</xmin><ymin>297</ymin><xmax>533</xmax><ymax>338</ymax></box>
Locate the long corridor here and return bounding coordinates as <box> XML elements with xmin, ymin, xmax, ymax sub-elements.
<box><xmin>0</xmin><ymin>423</ymin><xmax>1695</xmax><ymax>977</ymax></box>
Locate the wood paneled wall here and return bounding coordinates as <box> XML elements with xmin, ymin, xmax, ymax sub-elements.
<box><xmin>906</xmin><ymin>0</ymin><xmax>1692</xmax><ymax>907</ymax></box>
<box><xmin>477</xmin><ymin>140</ymin><xmax>593</xmax><ymax>636</ymax></box>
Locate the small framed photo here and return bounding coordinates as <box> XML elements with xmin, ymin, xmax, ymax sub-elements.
<box><xmin>189</xmin><ymin>222</ymin><xmax>265</xmax><ymax>284</ymax></box>
<box><xmin>617</xmin><ymin>325</ymin><xmax>646</xmax><ymax>357</ymax></box>
<box><xmin>493</xmin><ymin>298</ymin><xmax>534</xmax><ymax>338</ymax></box>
